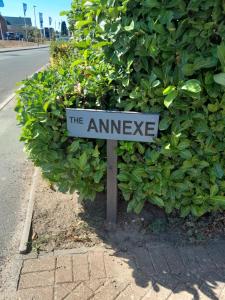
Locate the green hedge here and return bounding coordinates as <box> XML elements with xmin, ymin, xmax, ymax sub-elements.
<box><xmin>16</xmin><ymin>0</ymin><xmax>225</xmax><ymax>217</ymax></box>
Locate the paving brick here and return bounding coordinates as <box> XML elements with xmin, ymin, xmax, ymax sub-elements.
<box><xmin>92</xmin><ymin>280</ymin><xmax>128</xmax><ymax>300</ymax></box>
<box><xmin>197</xmin><ymin>281</ymin><xmax>225</xmax><ymax>300</ymax></box>
<box><xmin>142</xmin><ymin>285</ymin><xmax>173</xmax><ymax>300</ymax></box>
<box><xmin>132</xmin><ymin>247</ymin><xmax>155</xmax><ymax>276</ymax></box>
<box><xmin>142</xmin><ymin>273</ymin><xmax>179</xmax><ymax>300</ymax></box>
<box><xmin>18</xmin><ymin>270</ymin><xmax>54</xmax><ymax>289</ymax></box>
<box><xmin>116</xmin><ymin>283</ymin><xmax>148</xmax><ymax>300</ymax></box>
<box><xmin>88</xmin><ymin>251</ymin><xmax>106</xmax><ymax>279</ymax></box>
<box><xmin>179</xmin><ymin>247</ymin><xmax>201</xmax><ymax>272</ymax></box>
<box><xmin>219</xmin><ymin>287</ymin><xmax>225</xmax><ymax>300</ymax></box>
<box><xmin>163</xmin><ymin>246</ymin><xmax>185</xmax><ymax>274</ymax></box>
<box><xmin>168</xmin><ymin>283</ymin><xmax>199</xmax><ymax>300</ymax></box>
<box><xmin>104</xmin><ymin>252</ymin><xmax>133</xmax><ymax>280</ymax></box>
<box><xmin>54</xmin><ymin>282</ymin><xmax>81</xmax><ymax>300</ymax></box>
<box><xmin>193</xmin><ymin>246</ymin><xmax>216</xmax><ymax>272</ymax></box>
<box><xmin>63</xmin><ymin>282</ymin><xmax>93</xmax><ymax>300</ymax></box>
<box><xmin>206</xmin><ymin>244</ymin><xmax>225</xmax><ymax>269</ymax></box>
<box><xmin>22</xmin><ymin>256</ymin><xmax>55</xmax><ymax>273</ymax></box>
<box><xmin>85</xmin><ymin>278</ymin><xmax>106</xmax><ymax>292</ymax></box>
<box><xmin>17</xmin><ymin>286</ymin><xmax>53</xmax><ymax>299</ymax></box>
<box><xmin>56</xmin><ymin>256</ymin><xmax>73</xmax><ymax>283</ymax></box>
<box><xmin>72</xmin><ymin>253</ymin><xmax>89</xmax><ymax>281</ymax></box>
<box><xmin>148</xmin><ymin>247</ymin><xmax>170</xmax><ymax>274</ymax></box>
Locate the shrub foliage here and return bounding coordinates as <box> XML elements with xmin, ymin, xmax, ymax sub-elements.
<box><xmin>16</xmin><ymin>0</ymin><xmax>225</xmax><ymax>217</ymax></box>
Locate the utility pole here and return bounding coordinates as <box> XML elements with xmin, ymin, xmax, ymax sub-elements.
<box><xmin>33</xmin><ymin>5</ymin><xmax>37</xmax><ymax>27</ymax></box>
<box><xmin>0</xmin><ymin>15</ymin><xmax>4</xmax><ymax>40</ymax></box>
<box><xmin>23</xmin><ymin>3</ymin><xmax>28</xmax><ymax>41</ymax></box>
<box><xmin>33</xmin><ymin>5</ymin><xmax>38</xmax><ymax>45</ymax></box>
<box><xmin>0</xmin><ymin>0</ymin><xmax>4</xmax><ymax>40</ymax></box>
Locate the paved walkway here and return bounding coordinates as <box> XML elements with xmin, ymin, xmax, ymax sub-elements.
<box><xmin>0</xmin><ymin>45</ymin><xmax>49</xmax><ymax>53</ymax></box>
<box><xmin>15</xmin><ymin>240</ymin><xmax>225</xmax><ymax>300</ymax></box>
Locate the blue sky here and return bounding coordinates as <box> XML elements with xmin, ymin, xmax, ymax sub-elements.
<box><xmin>0</xmin><ymin>0</ymin><xmax>72</xmax><ymax>29</ymax></box>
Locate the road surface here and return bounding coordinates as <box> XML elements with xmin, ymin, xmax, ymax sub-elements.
<box><xmin>0</xmin><ymin>47</ymin><xmax>49</xmax><ymax>104</ymax></box>
<box><xmin>0</xmin><ymin>47</ymin><xmax>49</xmax><ymax>293</ymax></box>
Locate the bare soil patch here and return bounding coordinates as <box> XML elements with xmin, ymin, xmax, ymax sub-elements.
<box><xmin>32</xmin><ymin>170</ymin><xmax>225</xmax><ymax>253</ymax></box>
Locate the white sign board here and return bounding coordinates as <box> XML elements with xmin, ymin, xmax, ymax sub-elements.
<box><xmin>66</xmin><ymin>109</ymin><xmax>159</xmax><ymax>142</ymax></box>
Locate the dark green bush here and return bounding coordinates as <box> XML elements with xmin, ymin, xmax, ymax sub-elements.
<box><xmin>16</xmin><ymin>55</ymin><xmax>114</xmax><ymax>200</ymax></box>
<box><xmin>16</xmin><ymin>0</ymin><xmax>225</xmax><ymax>217</ymax></box>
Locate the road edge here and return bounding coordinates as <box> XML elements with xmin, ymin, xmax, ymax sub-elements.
<box><xmin>0</xmin><ymin>45</ymin><xmax>49</xmax><ymax>53</ymax></box>
<box><xmin>19</xmin><ymin>168</ymin><xmax>38</xmax><ymax>254</ymax></box>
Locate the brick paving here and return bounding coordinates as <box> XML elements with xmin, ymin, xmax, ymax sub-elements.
<box><xmin>15</xmin><ymin>240</ymin><xmax>225</xmax><ymax>300</ymax></box>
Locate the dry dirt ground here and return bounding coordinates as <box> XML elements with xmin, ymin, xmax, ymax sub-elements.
<box><xmin>0</xmin><ymin>41</ymin><xmax>38</xmax><ymax>49</ymax></box>
<box><xmin>32</xmin><ymin>170</ymin><xmax>225</xmax><ymax>254</ymax></box>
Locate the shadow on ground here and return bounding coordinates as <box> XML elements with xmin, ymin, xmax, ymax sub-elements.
<box><xmin>78</xmin><ymin>194</ymin><xmax>225</xmax><ymax>300</ymax></box>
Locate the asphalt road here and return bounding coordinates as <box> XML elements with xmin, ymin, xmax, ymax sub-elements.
<box><xmin>0</xmin><ymin>48</ymin><xmax>49</xmax><ymax>292</ymax></box>
<box><xmin>0</xmin><ymin>47</ymin><xmax>49</xmax><ymax>104</ymax></box>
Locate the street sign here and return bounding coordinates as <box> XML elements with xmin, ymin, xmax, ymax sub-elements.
<box><xmin>0</xmin><ymin>0</ymin><xmax>4</xmax><ymax>8</ymax></box>
<box><xmin>23</xmin><ymin>3</ymin><xmax>27</xmax><ymax>16</ymax></box>
<box><xmin>66</xmin><ymin>108</ymin><xmax>159</xmax><ymax>224</ymax></box>
<box><xmin>66</xmin><ymin>109</ymin><xmax>159</xmax><ymax>143</ymax></box>
<box><xmin>39</xmin><ymin>12</ymin><xmax>43</xmax><ymax>28</ymax></box>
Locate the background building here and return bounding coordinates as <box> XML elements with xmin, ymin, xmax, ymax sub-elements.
<box><xmin>0</xmin><ymin>15</ymin><xmax>7</xmax><ymax>38</ymax></box>
<box><xmin>4</xmin><ymin>16</ymin><xmax>32</xmax><ymax>34</ymax></box>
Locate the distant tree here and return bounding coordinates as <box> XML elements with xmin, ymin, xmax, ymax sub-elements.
<box><xmin>26</xmin><ymin>26</ymin><xmax>41</xmax><ymax>42</ymax></box>
<box><xmin>61</xmin><ymin>21</ymin><xmax>68</xmax><ymax>36</ymax></box>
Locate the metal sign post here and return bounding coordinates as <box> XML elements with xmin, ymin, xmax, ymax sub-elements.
<box><xmin>66</xmin><ymin>108</ymin><xmax>159</xmax><ymax>224</ymax></box>
<box><xmin>107</xmin><ymin>140</ymin><xmax>118</xmax><ymax>224</ymax></box>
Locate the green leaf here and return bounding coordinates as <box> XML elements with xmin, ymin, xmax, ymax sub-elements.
<box><xmin>181</xmin><ymin>80</ymin><xmax>201</xmax><ymax>93</ymax></box>
<box><xmin>147</xmin><ymin>150</ymin><xmax>160</xmax><ymax>163</ymax></box>
<box><xmin>137</xmin><ymin>143</ymin><xmax>145</xmax><ymax>154</ymax></box>
<box><xmin>213</xmin><ymin>73</ymin><xmax>225</xmax><ymax>86</ymax></box>
<box><xmin>208</xmin><ymin>103</ymin><xmax>219</xmax><ymax>112</ymax></box>
<box><xmin>79</xmin><ymin>152</ymin><xmax>88</xmax><ymax>170</ymax></box>
<box><xmin>159</xmin><ymin>116</ymin><xmax>171</xmax><ymax>130</ymax></box>
<box><xmin>93</xmin><ymin>170</ymin><xmax>103</xmax><ymax>183</ymax></box>
<box><xmin>214</xmin><ymin>163</ymin><xmax>224</xmax><ymax>179</ymax></box>
<box><xmin>117</xmin><ymin>173</ymin><xmax>129</xmax><ymax>182</ymax></box>
<box><xmin>124</xmin><ymin>20</ymin><xmax>134</xmax><ymax>31</ymax></box>
<box><xmin>179</xmin><ymin>149</ymin><xmax>192</xmax><ymax>160</ymax></box>
<box><xmin>43</xmin><ymin>101</ymin><xmax>51</xmax><ymax>112</ymax></box>
<box><xmin>76</xmin><ymin>19</ymin><xmax>92</xmax><ymax>29</ymax></box>
<box><xmin>132</xmin><ymin>167</ymin><xmax>146</xmax><ymax>178</ymax></box>
<box><xmin>182</xmin><ymin>64</ymin><xmax>195</xmax><ymax>76</ymax></box>
<box><xmin>164</xmin><ymin>90</ymin><xmax>178</xmax><ymax>108</ymax></box>
<box><xmin>211</xmin><ymin>195</ymin><xmax>225</xmax><ymax>206</ymax></box>
<box><xmin>134</xmin><ymin>201</ymin><xmax>144</xmax><ymax>214</ymax></box>
<box><xmin>163</xmin><ymin>85</ymin><xmax>176</xmax><ymax>95</ymax></box>
<box><xmin>150</xmin><ymin>196</ymin><xmax>164</xmax><ymax>207</ymax></box>
<box><xmin>210</xmin><ymin>184</ymin><xmax>219</xmax><ymax>197</ymax></box>
<box><xmin>217</xmin><ymin>43</ymin><xmax>225</xmax><ymax>71</ymax></box>
<box><xmin>180</xmin><ymin>206</ymin><xmax>191</xmax><ymax>218</ymax></box>
<box><xmin>92</xmin><ymin>146</ymin><xmax>100</xmax><ymax>158</ymax></box>
<box><xmin>191</xmin><ymin>205</ymin><xmax>206</xmax><ymax>217</ymax></box>
<box><xmin>68</xmin><ymin>140</ymin><xmax>80</xmax><ymax>152</ymax></box>
<box><xmin>71</xmin><ymin>59</ymin><xmax>85</xmax><ymax>67</ymax></box>
<box><xmin>122</xmin><ymin>192</ymin><xmax>131</xmax><ymax>201</ymax></box>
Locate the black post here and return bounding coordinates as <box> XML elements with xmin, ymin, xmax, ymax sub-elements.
<box><xmin>106</xmin><ymin>140</ymin><xmax>118</xmax><ymax>224</ymax></box>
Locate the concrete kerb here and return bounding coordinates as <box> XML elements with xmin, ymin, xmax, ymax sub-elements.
<box><xmin>19</xmin><ymin>168</ymin><xmax>39</xmax><ymax>254</ymax></box>
<box><xmin>0</xmin><ymin>45</ymin><xmax>49</xmax><ymax>53</ymax></box>
<box><xmin>0</xmin><ymin>93</ymin><xmax>16</xmax><ymax>111</ymax></box>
